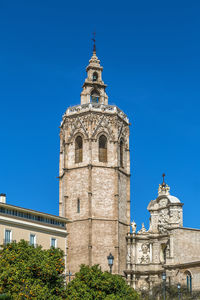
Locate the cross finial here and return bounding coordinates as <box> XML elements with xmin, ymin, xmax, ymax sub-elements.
<box><xmin>92</xmin><ymin>32</ymin><xmax>96</xmax><ymax>53</ymax></box>
<box><xmin>162</xmin><ymin>173</ymin><xmax>166</xmax><ymax>187</ymax></box>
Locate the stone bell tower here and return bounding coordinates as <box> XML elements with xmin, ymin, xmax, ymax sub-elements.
<box><xmin>59</xmin><ymin>44</ymin><xmax>130</xmax><ymax>276</ymax></box>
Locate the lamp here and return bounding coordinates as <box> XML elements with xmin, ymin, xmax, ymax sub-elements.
<box><xmin>162</xmin><ymin>272</ymin><xmax>166</xmax><ymax>300</ymax></box>
<box><xmin>107</xmin><ymin>253</ymin><xmax>114</xmax><ymax>274</ymax></box>
<box><xmin>177</xmin><ymin>283</ymin><xmax>181</xmax><ymax>300</ymax></box>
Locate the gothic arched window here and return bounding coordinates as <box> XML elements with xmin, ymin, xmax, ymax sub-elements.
<box><xmin>92</xmin><ymin>72</ymin><xmax>98</xmax><ymax>82</ymax></box>
<box><xmin>77</xmin><ymin>198</ymin><xmax>80</xmax><ymax>213</ymax></box>
<box><xmin>120</xmin><ymin>139</ymin><xmax>124</xmax><ymax>167</ymax></box>
<box><xmin>99</xmin><ymin>135</ymin><xmax>107</xmax><ymax>162</ymax></box>
<box><xmin>186</xmin><ymin>271</ymin><xmax>192</xmax><ymax>293</ymax></box>
<box><xmin>75</xmin><ymin>136</ymin><xmax>83</xmax><ymax>163</ymax></box>
<box><xmin>91</xmin><ymin>89</ymin><xmax>100</xmax><ymax>103</ymax></box>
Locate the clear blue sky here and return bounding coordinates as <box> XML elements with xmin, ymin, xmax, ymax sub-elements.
<box><xmin>0</xmin><ymin>0</ymin><xmax>200</xmax><ymax>230</ymax></box>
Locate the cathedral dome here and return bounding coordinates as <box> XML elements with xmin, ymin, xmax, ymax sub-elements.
<box><xmin>167</xmin><ymin>195</ymin><xmax>180</xmax><ymax>204</ymax></box>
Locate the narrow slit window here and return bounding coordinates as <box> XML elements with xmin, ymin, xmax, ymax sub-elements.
<box><xmin>77</xmin><ymin>198</ymin><xmax>80</xmax><ymax>213</ymax></box>
<box><xmin>75</xmin><ymin>136</ymin><xmax>83</xmax><ymax>163</ymax></box>
<box><xmin>99</xmin><ymin>135</ymin><xmax>107</xmax><ymax>162</ymax></box>
<box><xmin>120</xmin><ymin>139</ymin><xmax>124</xmax><ymax>167</ymax></box>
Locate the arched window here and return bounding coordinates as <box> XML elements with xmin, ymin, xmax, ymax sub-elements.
<box><xmin>186</xmin><ymin>271</ymin><xmax>192</xmax><ymax>293</ymax></box>
<box><xmin>77</xmin><ymin>198</ymin><xmax>80</xmax><ymax>213</ymax></box>
<box><xmin>91</xmin><ymin>89</ymin><xmax>100</xmax><ymax>103</ymax></box>
<box><xmin>92</xmin><ymin>72</ymin><xmax>98</xmax><ymax>82</ymax></box>
<box><xmin>120</xmin><ymin>139</ymin><xmax>124</xmax><ymax>167</ymax></box>
<box><xmin>75</xmin><ymin>136</ymin><xmax>83</xmax><ymax>163</ymax></box>
<box><xmin>99</xmin><ymin>135</ymin><xmax>107</xmax><ymax>162</ymax></box>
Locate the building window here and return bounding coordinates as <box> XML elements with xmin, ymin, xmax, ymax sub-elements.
<box><xmin>77</xmin><ymin>198</ymin><xmax>80</xmax><ymax>213</ymax></box>
<box><xmin>99</xmin><ymin>135</ymin><xmax>107</xmax><ymax>162</ymax></box>
<box><xmin>92</xmin><ymin>72</ymin><xmax>98</xmax><ymax>82</ymax></box>
<box><xmin>51</xmin><ymin>238</ymin><xmax>57</xmax><ymax>248</ymax></box>
<box><xmin>30</xmin><ymin>234</ymin><xmax>36</xmax><ymax>247</ymax></box>
<box><xmin>4</xmin><ymin>229</ymin><xmax>11</xmax><ymax>244</ymax></box>
<box><xmin>91</xmin><ymin>89</ymin><xmax>100</xmax><ymax>103</ymax></box>
<box><xmin>75</xmin><ymin>136</ymin><xmax>83</xmax><ymax>163</ymax></box>
<box><xmin>120</xmin><ymin>139</ymin><xmax>124</xmax><ymax>167</ymax></box>
<box><xmin>186</xmin><ymin>272</ymin><xmax>192</xmax><ymax>293</ymax></box>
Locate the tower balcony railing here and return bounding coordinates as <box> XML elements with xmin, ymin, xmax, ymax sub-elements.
<box><xmin>63</xmin><ymin>103</ymin><xmax>129</xmax><ymax>123</ymax></box>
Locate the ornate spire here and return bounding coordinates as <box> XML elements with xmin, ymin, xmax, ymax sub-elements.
<box><xmin>92</xmin><ymin>32</ymin><xmax>96</xmax><ymax>54</ymax></box>
<box><xmin>158</xmin><ymin>173</ymin><xmax>170</xmax><ymax>196</ymax></box>
<box><xmin>80</xmin><ymin>38</ymin><xmax>108</xmax><ymax>105</ymax></box>
<box><xmin>162</xmin><ymin>173</ymin><xmax>166</xmax><ymax>187</ymax></box>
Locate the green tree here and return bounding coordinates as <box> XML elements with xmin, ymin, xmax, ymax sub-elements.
<box><xmin>65</xmin><ymin>264</ymin><xmax>140</xmax><ymax>300</ymax></box>
<box><xmin>0</xmin><ymin>240</ymin><xmax>66</xmax><ymax>300</ymax></box>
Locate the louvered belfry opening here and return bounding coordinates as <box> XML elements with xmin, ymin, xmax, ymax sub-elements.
<box><xmin>99</xmin><ymin>135</ymin><xmax>107</xmax><ymax>162</ymax></box>
<box><xmin>75</xmin><ymin>136</ymin><xmax>83</xmax><ymax>163</ymax></box>
<box><xmin>120</xmin><ymin>139</ymin><xmax>123</xmax><ymax>167</ymax></box>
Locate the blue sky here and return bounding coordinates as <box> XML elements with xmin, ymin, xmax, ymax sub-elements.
<box><xmin>0</xmin><ymin>0</ymin><xmax>200</xmax><ymax>230</ymax></box>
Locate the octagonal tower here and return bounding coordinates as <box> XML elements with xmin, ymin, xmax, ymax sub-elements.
<box><xmin>59</xmin><ymin>47</ymin><xmax>130</xmax><ymax>277</ymax></box>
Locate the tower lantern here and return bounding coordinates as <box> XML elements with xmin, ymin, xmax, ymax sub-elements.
<box><xmin>80</xmin><ymin>46</ymin><xmax>108</xmax><ymax>105</ymax></box>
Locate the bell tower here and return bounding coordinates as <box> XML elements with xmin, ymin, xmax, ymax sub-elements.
<box><xmin>59</xmin><ymin>45</ymin><xmax>130</xmax><ymax>276</ymax></box>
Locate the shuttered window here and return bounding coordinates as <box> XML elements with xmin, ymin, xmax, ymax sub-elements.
<box><xmin>99</xmin><ymin>135</ymin><xmax>107</xmax><ymax>162</ymax></box>
<box><xmin>75</xmin><ymin>136</ymin><xmax>83</xmax><ymax>163</ymax></box>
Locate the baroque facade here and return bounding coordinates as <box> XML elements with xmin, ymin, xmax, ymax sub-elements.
<box><xmin>125</xmin><ymin>179</ymin><xmax>200</xmax><ymax>292</ymax></box>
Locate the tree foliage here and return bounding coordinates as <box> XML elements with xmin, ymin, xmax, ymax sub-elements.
<box><xmin>0</xmin><ymin>240</ymin><xmax>66</xmax><ymax>299</ymax></box>
<box><xmin>65</xmin><ymin>264</ymin><xmax>140</xmax><ymax>300</ymax></box>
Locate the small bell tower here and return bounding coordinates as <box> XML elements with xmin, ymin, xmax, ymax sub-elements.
<box><xmin>80</xmin><ymin>38</ymin><xmax>108</xmax><ymax>105</ymax></box>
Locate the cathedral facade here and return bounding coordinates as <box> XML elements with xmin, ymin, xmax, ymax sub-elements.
<box><xmin>58</xmin><ymin>47</ymin><xmax>200</xmax><ymax>292</ymax></box>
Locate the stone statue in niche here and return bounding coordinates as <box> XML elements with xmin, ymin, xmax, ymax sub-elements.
<box><xmin>140</xmin><ymin>243</ymin><xmax>150</xmax><ymax>264</ymax></box>
<box><xmin>131</xmin><ymin>220</ymin><xmax>137</xmax><ymax>233</ymax></box>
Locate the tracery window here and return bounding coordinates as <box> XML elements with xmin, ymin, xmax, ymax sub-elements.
<box><xmin>120</xmin><ymin>139</ymin><xmax>124</xmax><ymax>167</ymax></box>
<box><xmin>75</xmin><ymin>136</ymin><xmax>83</xmax><ymax>163</ymax></box>
<box><xmin>99</xmin><ymin>135</ymin><xmax>107</xmax><ymax>162</ymax></box>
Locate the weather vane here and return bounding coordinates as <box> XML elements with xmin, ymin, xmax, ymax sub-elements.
<box><xmin>92</xmin><ymin>32</ymin><xmax>96</xmax><ymax>53</ymax></box>
<box><xmin>162</xmin><ymin>173</ymin><xmax>166</xmax><ymax>187</ymax></box>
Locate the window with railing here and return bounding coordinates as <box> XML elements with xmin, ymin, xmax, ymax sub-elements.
<box><xmin>0</xmin><ymin>207</ymin><xmax>65</xmax><ymax>227</ymax></box>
